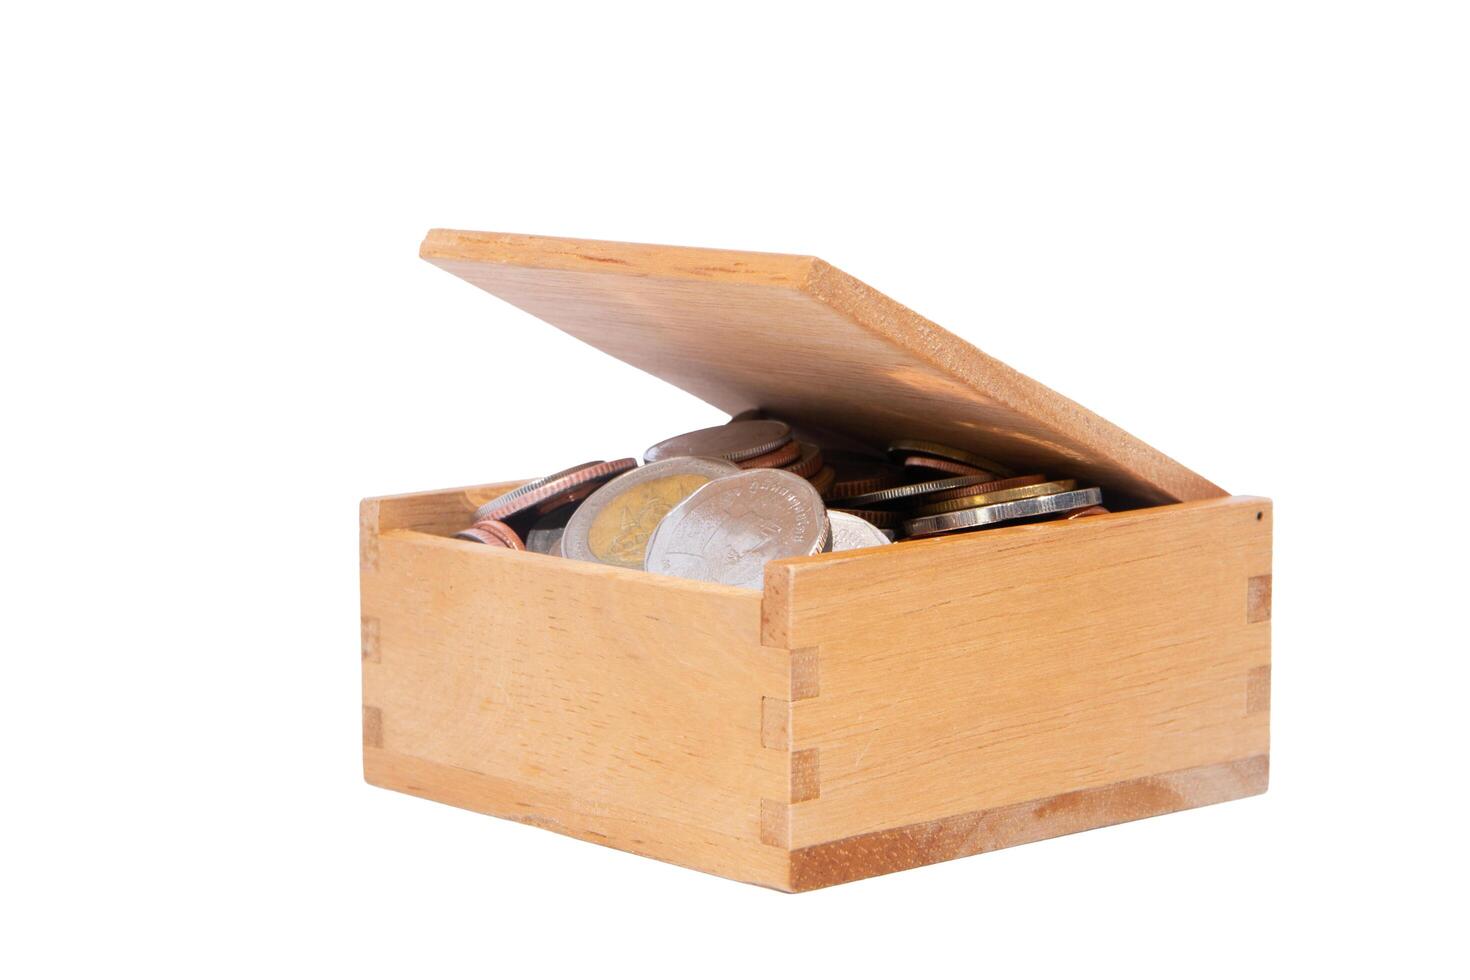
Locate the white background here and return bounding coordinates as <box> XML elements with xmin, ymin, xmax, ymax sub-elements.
<box><xmin>4</xmin><ymin>2</ymin><xmax>1467</xmax><ymax>975</ymax></box>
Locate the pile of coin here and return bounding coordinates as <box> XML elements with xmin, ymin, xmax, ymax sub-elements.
<box><xmin>452</xmin><ymin>415</ymin><xmax>1106</xmax><ymax>589</ymax></box>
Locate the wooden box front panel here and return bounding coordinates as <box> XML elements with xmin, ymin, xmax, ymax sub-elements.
<box><xmin>361</xmin><ymin>488</ymin><xmax>793</xmax><ymax>888</ymax></box>
<box><xmin>763</xmin><ymin>495</ymin><xmax>1272</xmax><ymax>888</ymax></box>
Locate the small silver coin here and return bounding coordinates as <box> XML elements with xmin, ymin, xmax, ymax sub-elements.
<box><xmin>827</xmin><ymin>510</ymin><xmax>893</xmax><ymax>551</ymax></box>
<box><xmin>561</xmin><ymin>456</ymin><xmax>742</xmax><ymax>567</ymax></box>
<box><xmin>644</xmin><ymin>469</ymin><xmax>828</xmax><ymax>589</ymax></box>
<box><xmin>644</xmin><ymin>420</ymin><xmax>792</xmax><ymax>464</ymax></box>
<box><xmin>903</xmin><ymin>487</ymin><xmax>1103</xmax><ymax>538</ymax></box>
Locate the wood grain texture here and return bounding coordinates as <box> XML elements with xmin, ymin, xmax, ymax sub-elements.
<box><xmin>420</xmin><ymin>230</ymin><xmax>1223</xmax><ymax>507</ymax></box>
<box><xmin>765</xmin><ymin>495</ymin><xmax>1272</xmax><ymax>850</ymax></box>
<box><xmin>788</xmin><ymin>755</ymin><xmax>1268</xmax><ymax>891</ymax></box>
<box><xmin>360</xmin><ymin>515</ymin><xmax>792</xmax><ymax>888</ymax></box>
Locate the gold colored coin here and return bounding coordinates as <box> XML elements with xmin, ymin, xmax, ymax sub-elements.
<box><xmin>912</xmin><ymin>479</ymin><xmax>1077</xmax><ymax>516</ymax></box>
<box><xmin>586</xmin><ymin>474</ymin><xmax>716</xmax><ymax>567</ymax></box>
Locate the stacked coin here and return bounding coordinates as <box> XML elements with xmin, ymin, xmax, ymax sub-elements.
<box><xmin>823</xmin><ymin>439</ymin><xmax>1107</xmax><ymax>539</ymax></box>
<box><xmin>450</xmin><ymin>423</ymin><xmax>1109</xmax><ymax>587</ymax></box>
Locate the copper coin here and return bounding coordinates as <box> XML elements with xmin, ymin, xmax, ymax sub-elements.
<box><xmin>830</xmin><ymin>472</ymin><xmax>1000</xmax><ymax>508</ymax></box>
<box><xmin>830</xmin><ymin>507</ymin><xmax>903</xmax><ymax>529</ymax></box>
<box><xmin>644</xmin><ymin>420</ymin><xmax>792</xmax><ymax>464</ymax></box>
<box><xmin>1064</xmin><ymin>505</ymin><xmax>1111</xmax><ymax>520</ymax></box>
<box><xmin>782</xmin><ymin>442</ymin><xmax>825</xmax><ymax>479</ymax></box>
<box><xmin>914</xmin><ymin>473</ymin><xmax>1048</xmax><ymax>505</ymax></box>
<box><xmin>728</xmin><ymin>408</ymin><xmax>766</xmax><ymax>423</ymax></box>
<box><xmin>737</xmin><ymin>438</ymin><xmax>802</xmax><ymax>469</ymax></box>
<box><xmin>900</xmin><ymin>455</ymin><xmax>995</xmax><ymax>479</ymax></box>
<box><xmin>826</xmin><ymin>450</ymin><xmax>905</xmax><ymax>499</ymax></box>
<box><xmin>887</xmin><ymin>439</ymin><xmax>1015</xmax><ymax>477</ymax></box>
<box><xmin>453</xmin><ymin>519</ymin><xmax>526</xmax><ymax>550</ymax></box>
<box><xmin>473</xmin><ymin>459</ymin><xmax>637</xmax><ymax>523</ymax></box>
<box><xmin>809</xmin><ymin>465</ymin><xmax>837</xmax><ymax>499</ymax></box>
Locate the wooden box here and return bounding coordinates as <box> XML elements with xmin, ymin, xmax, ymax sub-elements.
<box><xmin>361</xmin><ymin>231</ymin><xmax>1272</xmax><ymax>891</ymax></box>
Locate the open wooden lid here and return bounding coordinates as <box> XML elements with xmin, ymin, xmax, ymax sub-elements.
<box><xmin>422</xmin><ymin>230</ymin><xmax>1223</xmax><ymax>506</ymax></box>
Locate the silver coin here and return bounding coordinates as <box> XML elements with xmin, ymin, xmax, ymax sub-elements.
<box><xmin>644</xmin><ymin>469</ymin><xmax>828</xmax><ymax>589</ymax></box>
<box><xmin>561</xmin><ymin>456</ymin><xmax>741</xmax><ymax>567</ymax></box>
<box><xmin>903</xmin><ymin>488</ymin><xmax>1103</xmax><ymax>538</ymax></box>
<box><xmin>525</xmin><ymin>503</ymin><xmax>577</xmax><ymax>555</ymax></box>
<box><xmin>829</xmin><ymin>472</ymin><xmax>999</xmax><ymax>507</ymax></box>
<box><xmin>644</xmin><ymin>420</ymin><xmax>792</xmax><ymax>464</ymax></box>
<box><xmin>827</xmin><ymin>510</ymin><xmax>893</xmax><ymax>551</ymax></box>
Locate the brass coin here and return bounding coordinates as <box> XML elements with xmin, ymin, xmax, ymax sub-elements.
<box><xmin>645</xmin><ymin>420</ymin><xmax>792</xmax><ymax>463</ymax></box>
<box><xmin>782</xmin><ymin>442</ymin><xmax>825</xmax><ymax>479</ymax></box>
<box><xmin>473</xmin><ymin>459</ymin><xmax>637</xmax><ymax>523</ymax></box>
<box><xmin>561</xmin><ymin>457</ymin><xmax>742</xmax><ymax>568</ymax></box>
<box><xmin>913</xmin><ymin>480</ymin><xmax>1078</xmax><ymax>517</ymax></box>
<box><xmin>737</xmin><ymin>439</ymin><xmax>802</xmax><ymax>469</ymax></box>
<box><xmin>453</xmin><ymin>519</ymin><xmax>527</xmax><ymax>550</ymax></box>
<box><xmin>887</xmin><ymin>439</ymin><xmax>1014</xmax><ymax>477</ymax></box>
<box><xmin>917</xmin><ymin>474</ymin><xmax>1048</xmax><ymax>505</ymax></box>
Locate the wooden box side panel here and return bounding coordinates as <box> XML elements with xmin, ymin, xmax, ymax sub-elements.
<box><xmin>765</xmin><ymin>496</ymin><xmax>1272</xmax><ymax>883</ymax></box>
<box><xmin>361</xmin><ymin>495</ymin><xmax>794</xmax><ymax>888</ymax></box>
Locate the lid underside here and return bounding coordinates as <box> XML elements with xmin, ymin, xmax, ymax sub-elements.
<box><xmin>421</xmin><ymin>230</ymin><xmax>1223</xmax><ymax>507</ymax></box>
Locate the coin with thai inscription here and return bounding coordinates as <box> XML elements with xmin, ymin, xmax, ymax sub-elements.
<box><xmin>644</xmin><ymin>420</ymin><xmax>792</xmax><ymax>464</ymax></box>
<box><xmin>644</xmin><ymin>469</ymin><xmax>828</xmax><ymax>589</ymax></box>
<box><xmin>828</xmin><ymin>511</ymin><xmax>893</xmax><ymax>551</ymax></box>
<box><xmin>561</xmin><ymin>457</ymin><xmax>741</xmax><ymax>568</ymax></box>
<box><xmin>453</xmin><ymin>519</ymin><xmax>527</xmax><ymax>550</ymax></box>
<box><xmin>473</xmin><ymin>459</ymin><xmax>637</xmax><ymax>523</ymax></box>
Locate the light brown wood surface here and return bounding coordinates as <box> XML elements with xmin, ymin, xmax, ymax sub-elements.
<box><xmin>760</xmin><ymin>495</ymin><xmax>1270</xmax><ymax>869</ymax></box>
<box><xmin>364</xmin><ymin>480</ymin><xmax>1270</xmax><ymax>890</ymax></box>
<box><xmin>420</xmin><ymin>230</ymin><xmax>1223</xmax><ymax>507</ymax></box>
<box><xmin>362</xmin><ymin>492</ymin><xmax>797</xmax><ymax>888</ymax></box>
